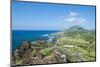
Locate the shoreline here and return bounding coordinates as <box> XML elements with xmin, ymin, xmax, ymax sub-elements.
<box><xmin>12</xmin><ymin>26</ymin><xmax>96</xmax><ymax>65</ymax></box>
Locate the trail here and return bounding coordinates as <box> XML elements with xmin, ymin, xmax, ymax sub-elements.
<box><xmin>62</xmin><ymin>45</ymin><xmax>78</xmax><ymax>48</ymax></box>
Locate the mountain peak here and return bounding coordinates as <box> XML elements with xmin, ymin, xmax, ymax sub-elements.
<box><xmin>68</xmin><ymin>26</ymin><xmax>85</xmax><ymax>31</ymax></box>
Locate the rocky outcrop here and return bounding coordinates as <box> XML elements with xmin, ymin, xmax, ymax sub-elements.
<box><xmin>12</xmin><ymin>41</ymin><xmax>68</xmax><ymax>65</ymax></box>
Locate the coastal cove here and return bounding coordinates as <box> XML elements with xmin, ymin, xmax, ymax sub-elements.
<box><xmin>12</xmin><ymin>30</ymin><xmax>60</xmax><ymax>50</ymax></box>
<box><xmin>12</xmin><ymin>26</ymin><xmax>96</xmax><ymax>66</ymax></box>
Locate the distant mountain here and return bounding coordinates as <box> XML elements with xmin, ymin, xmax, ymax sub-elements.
<box><xmin>64</xmin><ymin>26</ymin><xmax>95</xmax><ymax>38</ymax></box>
<box><xmin>67</xmin><ymin>26</ymin><xmax>86</xmax><ymax>32</ymax></box>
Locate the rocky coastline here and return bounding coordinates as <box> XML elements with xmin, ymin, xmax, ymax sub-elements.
<box><xmin>12</xmin><ymin>26</ymin><xmax>96</xmax><ymax>66</ymax></box>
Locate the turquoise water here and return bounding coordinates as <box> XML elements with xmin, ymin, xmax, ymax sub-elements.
<box><xmin>12</xmin><ymin>30</ymin><xmax>59</xmax><ymax>50</ymax></box>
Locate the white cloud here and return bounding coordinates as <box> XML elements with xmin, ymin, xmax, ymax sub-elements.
<box><xmin>69</xmin><ymin>12</ymin><xmax>78</xmax><ymax>16</ymax></box>
<box><xmin>65</xmin><ymin>17</ymin><xmax>75</xmax><ymax>22</ymax></box>
<box><xmin>64</xmin><ymin>12</ymin><xmax>86</xmax><ymax>25</ymax></box>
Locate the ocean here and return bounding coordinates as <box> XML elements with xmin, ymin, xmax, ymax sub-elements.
<box><xmin>12</xmin><ymin>30</ymin><xmax>59</xmax><ymax>50</ymax></box>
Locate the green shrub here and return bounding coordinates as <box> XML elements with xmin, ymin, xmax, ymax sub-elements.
<box><xmin>41</xmin><ymin>48</ymin><xmax>52</xmax><ymax>56</ymax></box>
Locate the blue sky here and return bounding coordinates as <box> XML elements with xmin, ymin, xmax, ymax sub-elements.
<box><xmin>12</xmin><ymin>1</ymin><xmax>96</xmax><ymax>30</ymax></box>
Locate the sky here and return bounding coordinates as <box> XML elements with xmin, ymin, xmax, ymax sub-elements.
<box><xmin>12</xmin><ymin>0</ymin><xmax>96</xmax><ymax>30</ymax></box>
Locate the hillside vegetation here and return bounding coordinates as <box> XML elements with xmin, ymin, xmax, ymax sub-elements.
<box><xmin>12</xmin><ymin>26</ymin><xmax>96</xmax><ymax>66</ymax></box>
